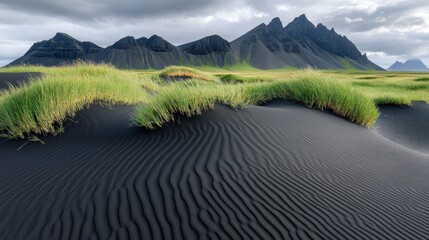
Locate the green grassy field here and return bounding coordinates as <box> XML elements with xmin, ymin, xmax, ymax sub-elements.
<box><xmin>0</xmin><ymin>63</ymin><xmax>428</xmax><ymax>140</ymax></box>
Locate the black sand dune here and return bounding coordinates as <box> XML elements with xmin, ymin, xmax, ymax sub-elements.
<box><xmin>0</xmin><ymin>72</ymin><xmax>42</xmax><ymax>91</ymax></box>
<box><xmin>375</xmin><ymin>102</ymin><xmax>429</xmax><ymax>155</ymax></box>
<box><xmin>1</xmin><ymin>99</ymin><xmax>429</xmax><ymax>240</ymax></box>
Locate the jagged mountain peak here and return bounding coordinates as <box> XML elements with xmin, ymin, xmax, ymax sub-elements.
<box><xmin>181</xmin><ymin>34</ymin><xmax>230</xmax><ymax>55</ymax></box>
<box><xmin>52</xmin><ymin>32</ymin><xmax>76</xmax><ymax>41</ymax></box>
<box><xmin>148</xmin><ymin>35</ymin><xmax>163</xmax><ymax>41</ymax></box>
<box><xmin>316</xmin><ymin>23</ymin><xmax>326</xmax><ymax>29</ymax></box>
<box><xmin>147</xmin><ymin>35</ymin><xmax>175</xmax><ymax>52</ymax></box>
<box><xmin>111</xmin><ymin>36</ymin><xmax>139</xmax><ymax>49</ymax></box>
<box><xmin>291</xmin><ymin>14</ymin><xmax>312</xmax><ymax>25</ymax></box>
<box><xmin>297</xmin><ymin>14</ymin><xmax>308</xmax><ymax>20</ymax></box>
<box><xmin>284</xmin><ymin>14</ymin><xmax>316</xmax><ymax>37</ymax></box>
<box><xmin>267</xmin><ymin>17</ymin><xmax>283</xmax><ymax>33</ymax></box>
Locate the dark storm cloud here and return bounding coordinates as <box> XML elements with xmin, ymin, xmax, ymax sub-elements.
<box><xmin>1</xmin><ymin>0</ymin><xmax>429</xmax><ymax>68</ymax></box>
<box><xmin>0</xmin><ymin>0</ymin><xmax>230</xmax><ymax>20</ymax></box>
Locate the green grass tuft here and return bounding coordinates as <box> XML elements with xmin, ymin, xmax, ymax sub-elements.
<box><xmin>286</xmin><ymin>71</ymin><xmax>379</xmax><ymax>127</ymax></box>
<box><xmin>134</xmin><ymin>70</ymin><xmax>379</xmax><ymax>128</ymax></box>
<box><xmin>0</xmin><ymin>63</ymin><xmax>152</xmax><ymax>139</ymax></box>
<box><xmin>374</xmin><ymin>96</ymin><xmax>412</xmax><ymax>106</ymax></box>
<box><xmin>218</xmin><ymin>74</ymin><xmax>270</xmax><ymax>84</ymax></box>
<box><xmin>358</xmin><ymin>76</ymin><xmax>378</xmax><ymax>80</ymax></box>
<box><xmin>415</xmin><ymin>77</ymin><xmax>429</xmax><ymax>82</ymax></box>
<box><xmin>132</xmin><ymin>81</ymin><xmax>242</xmax><ymax>129</ymax></box>
<box><xmin>158</xmin><ymin>66</ymin><xmax>218</xmax><ymax>82</ymax></box>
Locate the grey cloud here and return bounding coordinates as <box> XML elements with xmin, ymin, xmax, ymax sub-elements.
<box><xmin>1</xmin><ymin>0</ymin><xmax>429</xmax><ymax>67</ymax></box>
<box><xmin>357</xmin><ymin>37</ymin><xmax>415</xmax><ymax>56</ymax></box>
<box><xmin>322</xmin><ymin>0</ymin><xmax>428</xmax><ymax>33</ymax></box>
<box><xmin>0</xmin><ymin>0</ymin><xmax>229</xmax><ymax>21</ymax></box>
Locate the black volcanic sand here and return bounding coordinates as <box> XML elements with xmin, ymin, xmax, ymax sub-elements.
<box><xmin>1</xmin><ymin>100</ymin><xmax>429</xmax><ymax>240</ymax></box>
<box><xmin>375</xmin><ymin>102</ymin><xmax>429</xmax><ymax>155</ymax></box>
<box><xmin>0</xmin><ymin>72</ymin><xmax>42</xmax><ymax>91</ymax></box>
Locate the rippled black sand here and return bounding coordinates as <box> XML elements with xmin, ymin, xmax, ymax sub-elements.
<box><xmin>1</xmin><ymin>71</ymin><xmax>429</xmax><ymax>240</ymax></box>
<box><xmin>375</xmin><ymin>102</ymin><xmax>429</xmax><ymax>155</ymax></box>
<box><xmin>1</xmin><ymin>99</ymin><xmax>429</xmax><ymax>239</ymax></box>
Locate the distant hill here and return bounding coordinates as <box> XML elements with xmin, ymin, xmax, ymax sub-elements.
<box><xmin>7</xmin><ymin>14</ymin><xmax>383</xmax><ymax>70</ymax></box>
<box><xmin>388</xmin><ymin>59</ymin><xmax>429</xmax><ymax>71</ymax></box>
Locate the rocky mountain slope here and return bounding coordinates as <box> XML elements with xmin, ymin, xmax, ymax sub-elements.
<box><xmin>9</xmin><ymin>33</ymin><xmax>102</xmax><ymax>66</ymax></box>
<box><xmin>7</xmin><ymin>15</ymin><xmax>382</xmax><ymax>70</ymax></box>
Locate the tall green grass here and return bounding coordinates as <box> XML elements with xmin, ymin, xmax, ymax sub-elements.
<box><xmin>134</xmin><ymin>70</ymin><xmax>379</xmax><ymax>128</ymax></box>
<box><xmin>1</xmin><ymin>64</ymin><xmax>422</xmax><ymax>139</ymax></box>
<box><xmin>132</xmin><ymin>81</ymin><xmax>242</xmax><ymax>129</ymax></box>
<box><xmin>243</xmin><ymin>71</ymin><xmax>379</xmax><ymax>126</ymax></box>
<box><xmin>0</xmin><ymin>63</ymin><xmax>151</xmax><ymax>139</ymax></box>
<box><xmin>158</xmin><ymin>66</ymin><xmax>218</xmax><ymax>82</ymax></box>
<box><xmin>287</xmin><ymin>73</ymin><xmax>379</xmax><ymax>126</ymax></box>
<box><xmin>218</xmin><ymin>74</ymin><xmax>270</xmax><ymax>84</ymax></box>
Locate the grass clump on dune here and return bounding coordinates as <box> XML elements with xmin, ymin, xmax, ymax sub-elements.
<box><xmin>134</xmin><ymin>70</ymin><xmax>379</xmax><ymax>128</ymax></box>
<box><xmin>132</xmin><ymin>81</ymin><xmax>242</xmax><ymax>129</ymax></box>
<box><xmin>2</xmin><ymin>64</ymin><xmax>423</xmax><ymax>139</ymax></box>
<box><xmin>0</xmin><ymin>63</ymin><xmax>151</xmax><ymax>139</ymax></box>
<box><xmin>243</xmin><ymin>70</ymin><xmax>379</xmax><ymax>127</ymax></box>
<box><xmin>286</xmin><ymin>71</ymin><xmax>379</xmax><ymax>127</ymax></box>
<box><xmin>218</xmin><ymin>74</ymin><xmax>270</xmax><ymax>84</ymax></box>
<box><xmin>158</xmin><ymin>66</ymin><xmax>218</xmax><ymax>82</ymax></box>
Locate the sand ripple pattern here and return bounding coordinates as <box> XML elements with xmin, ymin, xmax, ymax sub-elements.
<box><xmin>375</xmin><ymin>102</ymin><xmax>429</xmax><ymax>155</ymax></box>
<box><xmin>1</xmin><ymin>101</ymin><xmax>429</xmax><ymax>240</ymax></box>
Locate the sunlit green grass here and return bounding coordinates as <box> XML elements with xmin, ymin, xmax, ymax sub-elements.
<box><xmin>0</xmin><ymin>63</ymin><xmax>154</xmax><ymax>139</ymax></box>
<box><xmin>0</xmin><ymin>63</ymin><xmax>428</xmax><ymax>139</ymax></box>
<box><xmin>132</xmin><ymin>80</ymin><xmax>243</xmax><ymax>129</ymax></box>
<box><xmin>217</xmin><ymin>74</ymin><xmax>272</xmax><ymax>84</ymax></box>
<box><xmin>158</xmin><ymin>66</ymin><xmax>218</xmax><ymax>82</ymax></box>
<box><xmin>133</xmin><ymin>70</ymin><xmax>379</xmax><ymax>128</ymax></box>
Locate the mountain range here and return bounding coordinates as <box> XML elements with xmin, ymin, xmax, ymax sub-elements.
<box><xmin>7</xmin><ymin>14</ymin><xmax>383</xmax><ymax>70</ymax></box>
<box><xmin>387</xmin><ymin>59</ymin><xmax>429</xmax><ymax>71</ymax></box>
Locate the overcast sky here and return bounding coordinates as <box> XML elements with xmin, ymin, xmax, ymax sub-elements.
<box><xmin>1</xmin><ymin>0</ymin><xmax>429</xmax><ymax>68</ymax></box>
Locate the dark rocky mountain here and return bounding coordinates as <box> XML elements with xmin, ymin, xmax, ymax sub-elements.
<box><xmin>181</xmin><ymin>35</ymin><xmax>231</xmax><ymax>55</ymax></box>
<box><xmin>387</xmin><ymin>59</ymin><xmax>429</xmax><ymax>71</ymax></box>
<box><xmin>179</xmin><ymin>35</ymin><xmax>236</xmax><ymax>66</ymax></box>
<box><xmin>230</xmin><ymin>14</ymin><xmax>382</xmax><ymax>70</ymax></box>
<box><xmin>93</xmin><ymin>35</ymin><xmax>180</xmax><ymax>69</ymax></box>
<box><xmin>9</xmin><ymin>33</ymin><xmax>102</xmax><ymax>66</ymax></box>
<box><xmin>7</xmin><ymin>15</ymin><xmax>382</xmax><ymax>70</ymax></box>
